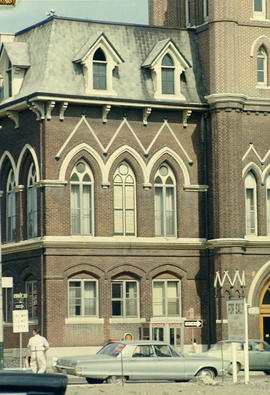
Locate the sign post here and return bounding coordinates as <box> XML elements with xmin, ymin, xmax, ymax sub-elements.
<box><xmin>226</xmin><ymin>298</ymin><xmax>249</xmax><ymax>384</ymax></box>
<box><xmin>13</xmin><ymin>293</ymin><xmax>28</xmax><ymax>368</ymax></box>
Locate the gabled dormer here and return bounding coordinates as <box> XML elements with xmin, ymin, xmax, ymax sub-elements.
<box><xmin>0</xmin><ymin>42</ymin><xmax>30</xmax><ymax>101</ymax></box>
<box><xmin>73</xmin><ymin>33</ymin><xmax>124</xmax><ymax>96</ymax></box>
<box><xmin>142</xmin><ymin>38</ymin><xmax>191</xmax><ymax>101</ymax></box>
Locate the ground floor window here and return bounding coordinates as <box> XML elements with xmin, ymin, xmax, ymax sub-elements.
<box><xmin>68</xmin><ymin>279</ymin><xmax>98</xmax><ymax>317</ymax></box>
<box><xmin>3</xmin><ymin>287</ymin><xmax>13</xmax><ymax>323</ymax></box>
<box><xmin>111</xmin><ymin>280</ymin><xmax>139</xmax><ymax>317</ymax></box>
<box><xmin>152</xmin><ymin>279</ymin><xmax>181</xmax><ymax>316</ymax></box>
<box><xmin>25</xmin><ymin>280</ymin><xmax>38</xmax><ymax>320</ymax></box>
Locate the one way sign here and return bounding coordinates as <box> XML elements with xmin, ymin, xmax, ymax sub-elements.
<box><xmin>184</xmin><ymin>320</ymin><xmax>203</xmax><ymax>328</ymax></box>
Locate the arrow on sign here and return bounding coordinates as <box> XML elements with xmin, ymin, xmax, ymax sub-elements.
<box><xmin>184</xmin><ymin>320</ymin><xmax>203</xmax><ymax>328</ymax></box>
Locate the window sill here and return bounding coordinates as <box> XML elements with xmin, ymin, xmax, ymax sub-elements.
<box><xmin>256</xmin><ymin>84</ymin><xmax>270</xmax><ymax>89</ymax></box>
<box><xmin>151</xmin><ymin>317</ymin><xmax>184</xmax><ymax>323</ymax></box>
<box><xmin>110</xmin><ymin>317</ymin><xmax>146</xmax><ymax>324</ymax></box>
<box><xmin>65</xmin><ymin>317</ymin><xmax>104</xmax><ymax>325</ymax></box>
<box><xmin>86</xmin><ymin>89</ymin><xmax>117</xmax><ymax>97</ymax></box>
<box><xmin>154</xmin><ymin>93</ymin><xmax>186</xmax><ymax>102</ymax></box>
<box><xmin>250</xmin><ymin>17</ymin><xmax>268</xmax><ymax>22</ymax></box>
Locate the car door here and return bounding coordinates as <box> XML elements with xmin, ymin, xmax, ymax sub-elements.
<box><xmin>249</xmin><ymin>341</ymin><xmax>270</xmax><ymax>371</ymax></box>
<box><xmin>152</xmin><ymin>344</ymin><xmax>186</xmax><ymax>381</ymax></box>
<box><xmin>125</xmin><ymin>345</ymin><xmax>160</xmax><ymax>380</ymax></box>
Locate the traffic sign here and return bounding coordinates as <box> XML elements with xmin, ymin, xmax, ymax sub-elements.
<box><xmin>13</xmin><ymin>293</ymin><xmax>27</xmax><ymax>299</ymax></box>
<box><xmin>13</xmin><ymin>310</ymin><xmax>29</xmax><ymax>333</ymax></box>
<box><xmin>184</xmin><ymin>320</ymin><xmax>203</xmax><ymax>328</ymax></box>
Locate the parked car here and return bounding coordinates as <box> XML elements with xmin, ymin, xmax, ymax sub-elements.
<box><xmin>202</xmin><ymin>339</ymin><xmax>270</xmax><ymax>374</ymax></box>
<box><xmin>53</xmin><ymin>340</ymin><xmax>230</xmax><ymax>383</ymax></box>
<box><xmin>0</xmin><ymin>371</ymin><xmax>67</xmax><ymax>394</ymax></box>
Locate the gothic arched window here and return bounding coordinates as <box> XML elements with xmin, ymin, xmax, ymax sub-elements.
<box><xmin>27</xmin><ymin>163</ymin><xmax>38</xmax><ymax>238</ymax></box>
<box><xmin>93</xmin><ymin>48</ymin><xmax>107</xmax><ymax>90</ymax></box>
<box><xmin>154</xmin><ymin>163</ymin><xmax>177</xmax><ymax>237</ymax></box>
<box><xmin>70</xmin><ymin>160</ymin><xmax>93</xmax><ymax>235</ymax></box>
<box><xmin>257</xmin><ymin>46</ymin><xmax>267</xmax><ymax>85</ymax></box>
<box><xmin>6</xmin><ymin>169</ymin><xmax>16</xmax><ymax>242</ymax></box>
<box><xmin>161</xmin><ymin>54</ymin><xmax>175</xmax><ymax>94</ymax></box>
<box><xmin>113</xmin><ymin>162</ymin><xmax>136</xmax><ymax>236</ymax></box>
<box><xmin>245</xmin><ymin>171</ymin><xmax>257</xmax><ymax>235</ymax></box>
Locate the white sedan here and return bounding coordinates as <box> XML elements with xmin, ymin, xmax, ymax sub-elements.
<box><xmin>54</xmin><ymin>340</ymin><xmax>230</xmax><ymax>383</ymax></box>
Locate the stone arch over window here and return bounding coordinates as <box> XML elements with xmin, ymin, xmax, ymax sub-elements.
<box><xmin>70</xmin><ymin>159</ymin><xmax>94</xmax><ymax>235</ymax></box>
<box><xmin>154</xmin><ymin>162</ymin><xmax>177</xmax><ymax>237</ymax></box>
<box><xmin>244</xmin><ymin>171</ymin><xmax>258</xmax><ymax>235</ymax></box>
<box><xmin>113</xmin><ymin>161</ymin><xmax>136</xmax><ymax>236</ymax></box>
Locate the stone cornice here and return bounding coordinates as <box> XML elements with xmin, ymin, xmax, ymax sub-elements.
<box><xmin>205</xmin><ymin>93</ymin><xmax>270</xmax><ymax>112</ymax></box>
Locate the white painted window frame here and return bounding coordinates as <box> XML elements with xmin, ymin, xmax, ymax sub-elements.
<box><xmin>25</xmin><ymin>280</ymin><xmax>38</xmax><ymax>320</ymax></box>
<box><xmin>111</xmin><ymin>280</ymin><xmax>139</xmax><ymax>318</ymax></box>
<box><xmin>27</xmin><ymin>163</ymin><xmax>38</xmax><ymax>239</ymax></box>
<box><xmin>253</xmin><ymin>0</ymin><xmax>266</xmax><ymax>19</ymax></box>
<box><xmin>152</xmin><ymin>279</ymin><xmax>181</xmax><ymax>317</ymax></box>
<box><xmin>68</xmin><ymin>279</ymin><xmax>99</xmax><ymax>317</ymax></box>
<box><xmin>70</xmin><ymin>160</ymin><xmax>94</xmax><ymax>236</ymax></box>
<box><xmin>245</xmin><ymin>172</ymin><xmax>258</xmax><ymax>235</ymax></box>
<box><xmin>257</xmin><ymin>46</ymin><xmax>267</xmax><ymax>86</ymax></box>
<box><xmin>6</xmin><ymin>169</ymin><xmax>16</xmax><ymax>242</ymax></box>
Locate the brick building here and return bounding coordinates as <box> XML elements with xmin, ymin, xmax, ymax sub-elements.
<box><xmin>0</xmin><ymin>0</ymin><xmax>270</xmax><ymax>352</ymax></box>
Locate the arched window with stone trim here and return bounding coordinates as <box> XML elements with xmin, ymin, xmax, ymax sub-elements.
<box><xmin>161</xmin><ymin>54</ymin><xmax>175</xmax><ymax>94</ymax></box>
<box><xmin>6</xmin><ymin>168</ymin><xmax>16</xmax><ymax>242</ymax></box>
<box><xmin>266</xmin><ymin>174</ymin><xmax>270</xmax><ymax>235</ymax></box>
<box><xmin>245</xmin><ymin>171</ymin><xmax>257</xmax><ymax>235</ymax></box>
<box><xmin>257</xmin><ymin>46</ymin><xmax>267</xmax><ymax>85</ymax></box>
<box><xmin>93</xmin><ymin>48</ymin><xmax>107</xmax><ymax>90</ymax></box>
<box><xmin>70</xmin><ymin>160</ymin><xmax>94</xmax><ymax>235</ymax></box>
<box><xmin>27</xmin><ymin>162</ymin><xmax>38</xmax><ymax>238</ymax></box>
<box><xmin>154</xmin><ymin>163</ymin><xmax>177</xmax><ymax>237</ymax></box>
<box><xmin>113</xmin><ymin>161</ymin><xmax>136</xmax><ymax>236</ymax></box>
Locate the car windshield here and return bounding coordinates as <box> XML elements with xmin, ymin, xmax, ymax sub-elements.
<box><xmin>97</xmin><ymin>342</ymin><xmax>126</xmax><ymax>357</ymax></box>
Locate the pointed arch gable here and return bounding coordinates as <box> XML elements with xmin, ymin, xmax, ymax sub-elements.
<box><xmin>106</xmin><ymin>263</ymin><xmax>146</xmax><ymax>280</ymax></box>
<box><xmin>59</xmin><ymin>143</ymin><xmax>104</xmax><ymax>183</ymax></box>
<box><xmin>147</xmin><ymin>147</ymin><xmax>191</xmax><ymax>186</ymax></box>
<box><xmin>147</xmin><ymin>264</ymin><xmax>187</xmax><ymax>280</ymax></box>
<box><xmin>248</xmin><ymin>260</ymin><xmax>270</xmax><ymax>307</ymax></box>
<box><xmin>17</xmin><ymin>144</ymin><xmax>40</xmax><ymax>184</ymax></box>
<box><xmin>0</xmin><ymin>151</ymin><xmax>16</xmax><ymax>179</ymax></box>
<box><xmin>105</xmin><ymin>145</ymin><xmax>147</xmax><ymax>185</ymax></box>
<box><xmin>64</xmin><ymin>263</ymin><xmax>104</xmax><ymax>280</ymax></box>
<box><xmin>250</xmin><ymin>35</ymin><xmax>270</xmax><ymax>58</ymax></box>
<box><xmin>242</xmin><ymin>162</ymin><xmax>262</xmax><ymax>183</ymax></box>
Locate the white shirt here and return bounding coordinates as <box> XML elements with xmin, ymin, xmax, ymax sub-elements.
<box><xmin>27</xmin><ymin>334</ymin><xmax>49</xmax><ymax>352</ymax></box>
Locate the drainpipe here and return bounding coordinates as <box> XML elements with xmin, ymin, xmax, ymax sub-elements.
<box><xmin>39</xmin><ymin>117</ymin><xmax>45</xmax><ymax>335</ymax></box>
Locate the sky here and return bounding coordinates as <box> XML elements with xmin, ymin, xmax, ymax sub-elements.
<box><xmin>0</xmin><ymin>0</ymin><xmax>149</xmax><ymax>34</ymax></box>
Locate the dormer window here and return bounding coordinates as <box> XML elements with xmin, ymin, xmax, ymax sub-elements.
<box><xmin>93</xmin><ymin>48</ymin><xmax>107</xmax><ymax>90</ymax></box>
<box><xmin>161</xmin><ymin>54</ymin><xmax>175</xmax><ymax>94</ymax></box>
<box><xmin>73</xmin><ymin>33</ymin><xmax>124</xmax><ymax>97</ymax></box>
<box><xmin>142</xmin><ymin>38</ymin><xmax>190</xmax><ymax>102</ymax></box>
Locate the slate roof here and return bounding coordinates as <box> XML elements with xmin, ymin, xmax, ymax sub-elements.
<box><xmin>0</xmin><ymin>16</ymin><xmax>206</xmax><ymax>104</ymax></box>
<box><xmin>3</xmin><ymin>42</ymin><xmax>30</xmax><ymax>68</ymax></box>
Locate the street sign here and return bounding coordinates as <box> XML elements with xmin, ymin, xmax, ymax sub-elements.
<box><xmin>184</xmin><ymin>320</ymin><xmax>203</xmax><ymax>328</ymax></box>
<box><xmin>13</xmin><ymin>293</ymin><xmax>27</xmax><ymax>299</ymax></box>
<box><xmin>226</xmin><ymin>298</ymin><xmax>246</xmax><ymax>341</ymax></box>
<box><xmin>12</xmin><ymin>310</ymin><xmax>29</xmax><ymax>333</ymax></box>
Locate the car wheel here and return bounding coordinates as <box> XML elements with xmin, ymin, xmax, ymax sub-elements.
<box><xmin>196</xmin><ymin>368</ymin><xmax>216</xmax><ymax>380</ymax></box>
<box><xmin>228</xmin><ymin>362</ymin><xmax>241</xmax><ymax>375</ymax></box>
<box><xmin>85</xmin><ymin>378</ymin><xmax>103</xmax><ymax>384</ymax></box>
<box><xmin>264</xmin><ymin>370</ymin><xmax>270</xmax><ymax>375</ymax></box>
<box><xmin>106</xmin><ymin>376</ymin><xmax>126</xmax><ymax>384</ymax></box>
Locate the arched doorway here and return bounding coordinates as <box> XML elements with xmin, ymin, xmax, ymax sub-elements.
<box><xmin>259</xmin><ymin>281</ymin><xmax>270</xmax><ymax>344</ymax></box>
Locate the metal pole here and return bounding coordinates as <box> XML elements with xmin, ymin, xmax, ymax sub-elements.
<box><xmin>19</xmin><ymin>332</ymin><xmax>22</xmax><ymax>369</ymax></box>
<box><xmin>244</xmin><ymin>299</ymin><xmax>249</xmax><ymax>384</ymax></box>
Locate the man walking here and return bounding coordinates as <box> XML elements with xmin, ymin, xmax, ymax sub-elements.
<box><xmin>26</xmin><ymin>328</ymin><xmax>49</xmax><ymax>373</ymax></box>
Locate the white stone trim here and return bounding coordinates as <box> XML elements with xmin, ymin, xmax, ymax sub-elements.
<box><xmin>65</xmin><ymin>317</ymin><xmax>104</xmax><ymax>325</ymax></box>
<box><xmin>109</xmin><ymin>317</ymin><xmax>146</xmax><ymax>324</ymax></box>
